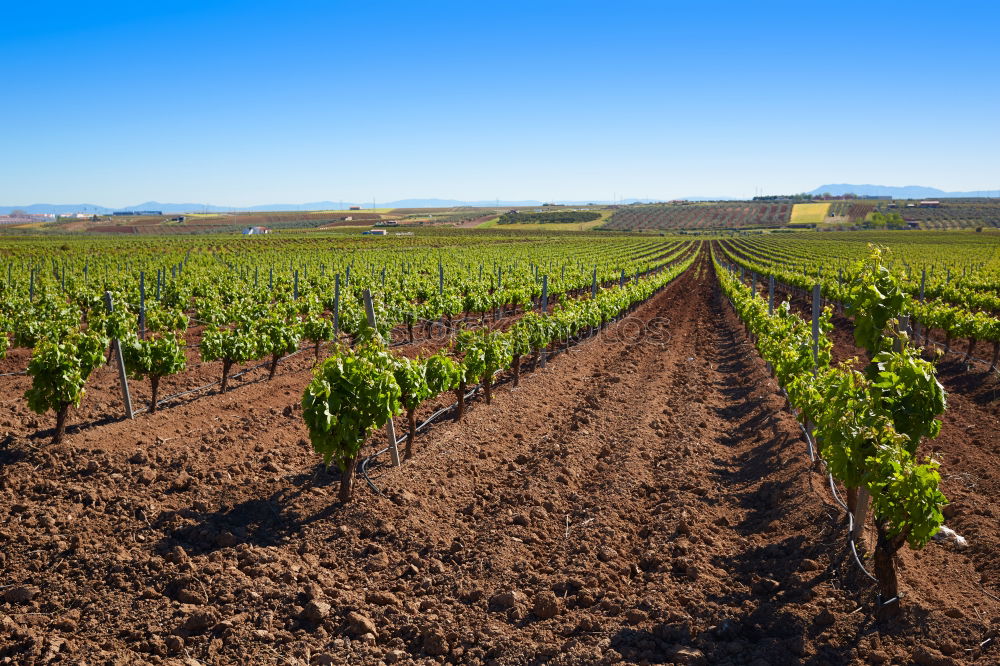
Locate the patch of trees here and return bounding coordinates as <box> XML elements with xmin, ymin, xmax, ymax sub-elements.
<box><xmin>868</xmin><ymin>211</ymin><xmax>908</xmax><ymax>229</ymax></box>
<box><xmin>752</xmin><ymin>194</ymin><xmax>816</xmax><ymax>202</ymax></box>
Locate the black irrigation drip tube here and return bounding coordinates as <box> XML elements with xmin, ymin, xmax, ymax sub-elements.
<box><xmin>719</xmin><ymin>285</ymin><xmax>880</xmax><ymax>584</ymax></box>
<box><xmin>358</xmin><ymin>262</ymin><xmax>695</xmax><ymax>497</ymax></box>
<box><xmin>4</xmin><ymin>257</ymin><xmax>690</xmax><ymax>422</ymax></box>
<box><xmin>786</xmin><ymin>388</ymin><xmax>879</xmax><ymax>583</ymax></box>
<box><xmin>387</xmin><ymin>313</ymin><xmax>517</xmax><ymax>348</ymax></box>
<box><xmin>720</xmin><ymin>251</ymin><xmax>1000</xmax><ymax>373</ymax></box>
<box><xmin>720</xmin><ymin>256</ymin><xmax>997</xmax><ymax>609</ymax></box>
<box><xmin>131</xmin><ymin>343</ymin><xmax>313</xmax><ymax>415</ymax></box>
<box><xmin>360</xmin><ymin>384</ymin><xmax>482</xmax><ymax>498</ymax></box>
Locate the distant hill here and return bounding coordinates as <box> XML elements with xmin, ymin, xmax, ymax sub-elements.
<box><xmin>0</xmin><ymin>198</ymin><xmax>669</xmax><ymax>215</ymax></box>
<box><xmin>7</xmin><ymin>188</ymin><xmax>999</xmax><ymax>216</ymax></box>
<box><xmin>0</xmin><ymin>203</ymin><xmax>114</xmax><ymax>215</ymax></box>
<box><xmin>808</xmin><ymin>184</ymin><xmax>1000</xmax><ymax>199</ymax></box>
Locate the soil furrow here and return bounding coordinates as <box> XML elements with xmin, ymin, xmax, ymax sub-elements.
<box><xmin>1</xmin><ymin>252</ymin><xmax>997</xmax><ymax>665</ymax></box>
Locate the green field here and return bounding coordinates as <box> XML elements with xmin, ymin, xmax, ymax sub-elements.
<box><xmin>477</xmin><ymin>209</ymin><xmax>613</xmax><ymax>230</ymax></box>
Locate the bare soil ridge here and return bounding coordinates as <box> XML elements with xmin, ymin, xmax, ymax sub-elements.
<box><xmin>0</xmin><ymin>253</ymin><xmax>996</xmax><ymax>664</ymax></box>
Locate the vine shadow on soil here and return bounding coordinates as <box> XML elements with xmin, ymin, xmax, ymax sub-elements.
<box><xmin>27</xmin><ymin>413</ymin><xmax>120</xmax><ymax>444</ymax></box>
<box><xmin>708</xmin><ymin>326</ymin><xmax>807</xmax><ymax>537</ymax></box>
<box><xmin>671</xmin><ymin>302</ymin><xmax>866</xmax><ymax>664</ymax></box>
<box><xmin>0</xmin><ymin>434</ymin><xmax>29</xmax><ymax>467</ymax></box>
<box><xmin>152</xmin><ymin>463</ymin><xmax>349</xmax><ymax>557</ymax></box>
<box><xmin>934</xmin><ymin>358</ymin><xmax>1000</xmax><ymax>407</ymax></box>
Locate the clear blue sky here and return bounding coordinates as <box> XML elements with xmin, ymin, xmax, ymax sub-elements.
<box><xmin>3</xmin><ymin>1</ymin><xmax>999</xmax><ymax>206</ymax></box>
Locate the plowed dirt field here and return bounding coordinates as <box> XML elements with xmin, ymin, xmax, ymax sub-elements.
<box><xmin>1</xmin><ymin>253</ymin><xmax>997</xmax><ymax>665</ymax></box>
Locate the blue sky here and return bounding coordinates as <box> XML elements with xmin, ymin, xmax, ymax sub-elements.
<box><xmin>3</xmin><ymin>1</ymin><xmax>999</xmax><ymax>206</ymax></box>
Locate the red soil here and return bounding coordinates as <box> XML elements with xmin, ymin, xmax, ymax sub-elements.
<box><xmin>0</xmin><ymin>254</ymin><xmax>997</xmax><ymax>664</ymax></box>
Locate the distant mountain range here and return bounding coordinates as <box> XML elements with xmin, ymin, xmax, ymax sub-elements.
<box><xmin>4</xmin><ymin>186</ymin><xmax>997</xmax><ymax>216</ymax></box>
<box><xmin>0</xmin><ymin>198</ymin><xmax>663</xmax><ymax>215</ymax></box>
<box><xmin>807</xmin><ymin>184</ymin><xmax>1000</xmax><ymax>198</ymax></box>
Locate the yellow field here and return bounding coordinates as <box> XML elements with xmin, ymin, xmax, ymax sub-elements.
<box><xmin>790</xmin><ymin>203</ymin><xmax>832</xmax><ymax>223</ymax></box>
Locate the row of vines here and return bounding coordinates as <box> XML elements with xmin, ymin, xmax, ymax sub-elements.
<box><xmin>719</xmin><ymin>232</ymin><xmax>1000</xmax><ymax>370</ymax></box>
<box><xmin>301</xmin><ymin>248</ymin><xmax>698</xmax><ymax>501</ymax></box>
<box><xmin>0</xmin><ymin>231</ymin><xmax>695</xmax><ymax>444</ymax></box>
<box><xmin>714</xmin><ymin>244</ymin><xmax>948</xmax><ymax>618</ymax></box>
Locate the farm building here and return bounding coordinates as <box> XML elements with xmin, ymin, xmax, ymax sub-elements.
<box><xmin>242</xmin><ymin>226</ymin><xmax>270</xmax><ymax>235</ymax></box>
<box><xmin>361</xmin><ymin>229</ymin><xmax>387</xmax><ymax>236</ymax></box>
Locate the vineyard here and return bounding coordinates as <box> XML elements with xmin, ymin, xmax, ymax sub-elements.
<box><xmin>827</xmin><ymin>201</ymin><xmax>878</xmax><ymax>224</ymax></box>
<box><xmin>718</xmin><ymin>231</ymin><xmax>1000</xmax><ymax>365</ymax></box>
<box><xmin>37</xmin><ymin>212</ymin><xmax>393</xmax><ymax>236</ymax></box>
<box><xmin>604</xmin><ymin>202</ymin><xmax>794</xmax><ymax>231</ymax></box>
<box><xmin>874</xmin><ymin>199</ymin><xmax>1000</xmax><ymax>230</ymax></box>
<box><xmin>0</xmin><ymin>229</ymin><xmax>998</xmax><ymax>664</ymax></box>
<box><xmin>603</xmin><ymin>200</ymin><xmax>1000</xmax><ymax>231</ymax></box>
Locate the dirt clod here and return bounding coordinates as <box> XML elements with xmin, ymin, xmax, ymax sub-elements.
<box><xmin>346</xmin><ymin>611</ymin><xmax>378</xmax><ymax>638</ymax></box>
<box><xmin>302</xmin><ymin>600</ymin><xmax>331</xmax><ymax>623</ymax></box>
<box><xmin>532</xmin><ymin>591</ymin><xmax>560</xmax><ymax>619</ymax></box>
<box><xmin>489</xmin><ymin>589</ymin><xmax>525</xmax><ymax>611</ymax></box>
<box><xmin>423</xmin><ymin>628</ymin><xmax>449</xmax><ymax>656</ymax></box>
<box><xmin>0</xmin><ymin>253</ymin><xmax>995</xmax><ymax>664</ymax></box>
<box><xmin>182</xmin><ymin>609</ymin><xmax>218</xmax><ymax>633</ymax></box>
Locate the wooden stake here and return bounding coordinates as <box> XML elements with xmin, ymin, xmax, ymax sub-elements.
<box><xmin>104</xmin><ymin>291</ymin><xmax>134</xmax><ymax>420</ymax></box>
<box><xmin>363</xmin><ymin>289</ymin><xmax>400</xmax><ymax>467</ymax></box>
